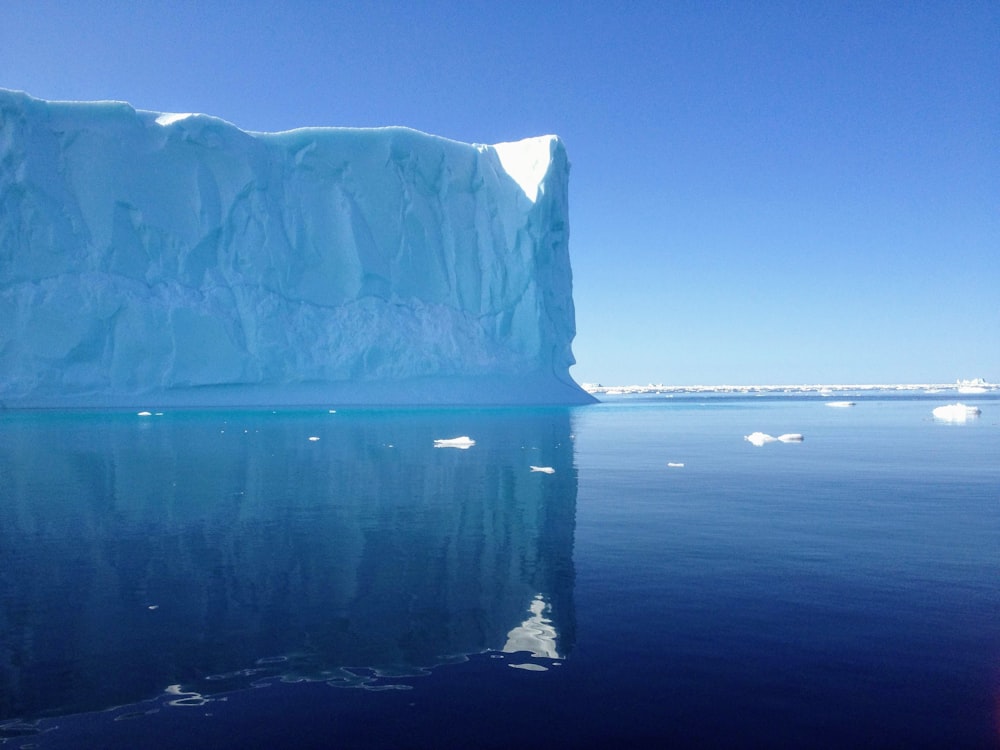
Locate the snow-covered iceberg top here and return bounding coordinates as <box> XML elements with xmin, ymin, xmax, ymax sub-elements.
<box><xmin>0</xmin><ymin>89</ymin><xmax>593</xmax><ymax>407</ymax></box>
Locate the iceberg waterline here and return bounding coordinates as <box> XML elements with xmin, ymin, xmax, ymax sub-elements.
<box><xmin>0</xmin><ymin>89</ymin><xmax>593</xmax><ymax>406</ymax></box>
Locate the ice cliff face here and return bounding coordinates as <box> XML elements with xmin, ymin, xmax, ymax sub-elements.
<box><xmin>0</xmin><ymin>89</ymin><xmax>592</xmax><ymax>406</ymax></box>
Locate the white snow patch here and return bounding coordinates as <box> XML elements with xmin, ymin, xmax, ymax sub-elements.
<box><xmin>434</xmin><ymin>436</ymin><xmax>476</xmax><ymax>449</ymax></box>
<box><xmin>491</xmin><ymin>136</ymin><xmax>556</xmax><ymax>202</ymax></box>
<box><xmin>155</xmin><ymin>112</ymin><xmax>195</xmax><ymax>126</ymax></box>
<box><xmin>932</xmin><ymin>403</ymin><xmax>981</xmax><ymax>422</ymax></box>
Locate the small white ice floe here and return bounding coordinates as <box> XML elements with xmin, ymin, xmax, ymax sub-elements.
<box><xmin>508</xmin><ymin>662</ymin><xmax>549</xmax><ymax>672</ymax></box>
<box><xmin>529</xmin><ymin>466</ymin><xmax>555</xmax><ymax>474</ymax></box>
<box><xmin>434</xmin><ymin>436</ymin><xmax>476</xmax><ymax>449</ymax></box>
<box><xmin>667</xmin><ymin>462</ymin><xmax>685</xmax><ymax>468</ymax></box>
<box><xmin>745</xmin><ymin>432</ymin><xmax>804</xmax><ymax>446</ymax></box>
<box><xmin>826</xmin><ymin>401</ymin><xmax>856</xmax><ymax>408</ymax></box>
<box><xmin>308</xmin><ymin>436</ymin><xmax>321</xmax><ymax>442</ymax></box>
<box><xmin>932</xmin><ymin>403</ymin><xmax>981</xmax><ymax>422</ymax></box>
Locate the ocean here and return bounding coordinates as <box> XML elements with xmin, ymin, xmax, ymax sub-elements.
<box><xmin>2</xmin><ymin>391</ymin><xmax>998</xmax><ymax>748</ymax></box>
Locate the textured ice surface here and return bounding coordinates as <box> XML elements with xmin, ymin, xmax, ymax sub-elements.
<box><xmin>0</xmin><ymin>89</ymin><xmax>593</xmax><ymax>406</ymax></box>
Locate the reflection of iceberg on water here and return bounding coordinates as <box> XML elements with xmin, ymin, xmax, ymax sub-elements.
<box><xmin>0</xmin><ymin>409</ymin><xmax>577</xmax><ymax>719</ymax></box>
<box><xmin>502</xmin><ymin>595</ymin><xmax>562</xmax><ymax>671</ymax></box>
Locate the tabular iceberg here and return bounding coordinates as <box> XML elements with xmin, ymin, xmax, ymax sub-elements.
<box><xmin>0</xmin><ymin>89</ymin><xmax>593</xmax><ymax>406</ymax></box>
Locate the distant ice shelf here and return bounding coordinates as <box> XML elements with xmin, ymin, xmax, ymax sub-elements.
<box><xmin>0</xmin><ymin>89</ymin><xmax>594</xmax><ymax>407</ymax></box>
<box><xmin>584</xmin><ymin>382</ymin><xmax>999</xmax><ymax>396</ymax></box>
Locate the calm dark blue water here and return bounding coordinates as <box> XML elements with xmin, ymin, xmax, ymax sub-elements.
<box><xmin>2</xmin><ymin>392</ymin><xmax>998</xmax><ymax>748</ymax></box>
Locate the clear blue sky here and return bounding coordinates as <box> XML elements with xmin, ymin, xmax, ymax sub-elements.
<box><xmin>3</xmin><ymin>0</ymin><xmax>997</xmax><ymax>385</ymax></box>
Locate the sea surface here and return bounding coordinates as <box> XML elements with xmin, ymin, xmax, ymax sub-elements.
<box><xmin>1</xmin><ymin>391</ymin><xmax>998</xmax><ymax>748</ymax></box>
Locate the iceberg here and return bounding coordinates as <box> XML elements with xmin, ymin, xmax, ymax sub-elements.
<box><xmin>0</xmin><ymin>89</ymin><xmax>593</xmax><ymax>407</ymax></box>
<box><xmin>932</xmin><ymin>403</ymin><xmax>981</xmax><ymax>422</ymax></box>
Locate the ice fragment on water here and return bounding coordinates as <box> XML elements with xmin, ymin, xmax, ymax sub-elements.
<box><xmin>434</xmin><ymin>436</ymin><xmax>476</xmax><ymax>449</ymax></box>
<box><xmin>932</xmin><ymin>403</ymin><xmax>981</xmax><ymax>422</ymax></box>
<box><xmin>745</xmin><ymin>432</ymin><xmax>803</xmax><ymax>446</ymax></box>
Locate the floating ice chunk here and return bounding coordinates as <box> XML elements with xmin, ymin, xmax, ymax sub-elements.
<box><xmin>434</xmin><ymin>436</ymin><xmax>476</xmax><ymax>449</ymax></box>
<box><xmin>667</xmin><ymin>462</ymin><xmax>685</xmax><ymax>468</ymax></box>
<box><xmin>826</xmin><ymin>401</ymin><xmax>856</xmax><ymax>408</ymax></box>
<box><xmin>529</xmin><ymin>466</ymin><xmax>555</xmax><ymax>473</ymax></box>
<box><xmin>932</xmin><ymin>403</ymin><xmax>981</xmax><ymax>422</ymax></box>
<box><xmin>746</xmin><ymin>432</ymin><xmax>803</xmax><ymax>446</ymax></box>
<box><xmin>778</xmin><ymin>433</ymin><xmax>804</xmax><ymax>442</ymax></box>
<box><xmin>308</xmin><ymin>436</ymin><xmax>321</xmax><ymax>442</ymax></box>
